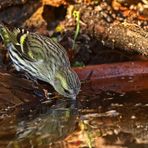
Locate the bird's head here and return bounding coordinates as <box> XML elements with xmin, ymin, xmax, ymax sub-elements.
<box><xmin>52</xmin><ymin>67</ymin><xmax>81</xmax><ymax>99</ymax></box>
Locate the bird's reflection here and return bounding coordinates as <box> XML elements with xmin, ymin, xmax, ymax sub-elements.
<box><xmin>8</xmin><ymin>98</ymin><xmax>79</xmax><ymax>147</ymax></box>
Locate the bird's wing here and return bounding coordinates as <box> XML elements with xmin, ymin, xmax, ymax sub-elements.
<box><xmin>0</xmin><ymin>25</ymin><xmax>39</xmax><ymax>62</ymax></box>
<box><xmin>14</xmin><ymin>32</ymin><xmax>45</xmax><ymax>62</ymax></box>
<box><xmin>1</xmin><ymin>24</ymin><xmax>69</xmax><ymax>66</ymax></box>
<box><xmin>13</xmin><ymin>31</ymin><xmax>70</xmax><ymax>67</ymax></box>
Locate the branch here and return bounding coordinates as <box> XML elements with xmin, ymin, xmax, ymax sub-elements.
<box><xmin>97</xmin><ymin>22</ymin><xmax>148</xmax><ymax>55</ymax></box>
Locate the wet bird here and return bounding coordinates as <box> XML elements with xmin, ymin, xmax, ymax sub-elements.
<box><xmin>0</xmin><ymin>24</ymin><xmax>81</xmax><ymax>99</ymax></box>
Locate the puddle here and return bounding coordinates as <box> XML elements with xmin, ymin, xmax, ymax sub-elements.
<box><xmin>0</xmin><ymin>75</ymin><xmax>148</xmax><ymax>147</ymax></box>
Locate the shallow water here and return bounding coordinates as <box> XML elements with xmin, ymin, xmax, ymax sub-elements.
<box><xmin>1</xmin><ymin>75</ymin><xmax>148</xmax><ymax>148</ymax></box>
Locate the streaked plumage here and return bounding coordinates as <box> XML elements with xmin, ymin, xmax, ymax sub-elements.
<box><xmin>0</xmin><ymin>24</ymin><xmax>81</xmax><ymax>99</ymax></box>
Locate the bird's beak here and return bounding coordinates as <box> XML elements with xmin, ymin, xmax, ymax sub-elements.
<box><xmin>71</xmin><ymin>95</ymin><xmax>76</xmax><ymax>100</ymax></box>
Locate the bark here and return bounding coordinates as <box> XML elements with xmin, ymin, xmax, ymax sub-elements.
<box><xmin>0</xmin><ymin>69</ymin><xmax>46</xmax><ymax>110</ymax></box>
<box><xmin>97</xmin><ymin>22</ymin><xmax>148</xmax><ymax>55</ymax></box>
<box><xmin>84</xmin><ymin>15</ymin><xmax>148</xmax><ymax>56</ymax></box>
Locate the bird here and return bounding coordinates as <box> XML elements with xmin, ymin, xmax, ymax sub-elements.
<box><xmin>0</xmin><ymin>23</ymin><xmax>81</xmax><ymax>99</ymax></box>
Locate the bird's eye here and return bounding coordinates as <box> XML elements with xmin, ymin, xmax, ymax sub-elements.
<box><xmin>63</xmin><ymin>88</ymin><xmax>70</xmax><ymax>94</ymax></box>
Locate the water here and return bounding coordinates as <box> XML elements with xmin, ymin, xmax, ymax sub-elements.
<box><xmin>1</xmin><ymin>75</ymin><xmax>148</xmax><ymax>148</ymax></box>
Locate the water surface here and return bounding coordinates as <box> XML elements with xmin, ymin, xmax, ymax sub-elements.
<box><xmin>1</xmin><ymin>75</ymin><xmax>148</xmax><ymax>148</ymax></box>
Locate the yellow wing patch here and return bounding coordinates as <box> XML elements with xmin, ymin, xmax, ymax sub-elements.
<box><xmin>20</xmin><ymin>34</ymin><xmax>27</xmax><ymax>45</ymax></box>
<box><xmin>20</xmin><ymin>33</ymin><xmax>28</xmax><ymax>52</ymax></box>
